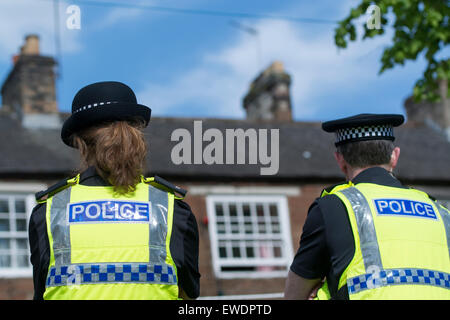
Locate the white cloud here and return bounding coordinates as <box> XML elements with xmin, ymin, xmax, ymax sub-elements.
<box><xmin>0</xmin><ymin>0</ymin><xmax>82</xmax><ymax>61</ymax></box>
<box><xmin>93</xmin><ymin>0</ymin><xmax>149</xmax><ymax>30</ymax></box>
<box><xmin>138</xmin><ymin>16</ymin><xmax>392</xmax><ymax>120</ymax></box>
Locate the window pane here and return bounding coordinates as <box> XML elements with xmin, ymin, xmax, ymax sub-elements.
<box><xmin>218</xmin><ymin>241</ymin><xmax>227</xmax><ymax>258</ymax></box>
<box><xmin>246</xmin><ymin>246</ymin><xmax>255</xmax><ymax>258</ymax></box>
<box><xmin>229</xmin><ymin>204</ymin><xmax>237</xmax><ymax>217</ymax></box>
<box><xmin>231</xmin><ymin>221</ymin><xmax>239</xmax><ymax>234</ymax></box>
<box><xmin>16</xmin><ymin>218</ymin><xmax>27</xmax><ymax>232</ymax></box>
<box><xmin>17</xmin><ymin>254</ymin><xmax>30</xmax><ymax>268</ymax></box>
<box><xmin>0</xmin><ymin>238</ymin><xmax>9</xmax><ymax>249</ymax></box>
<box><xmin>244</xmin><ymin>222</ymin><xmax>253</xmax><ymax>234</ymax></box>
<box><xmin>14</xmin><ymin>199</ymin><xmax>26</xmax><ymax>213</ymax></box>
<box><xmin>0</xmin><ymin>219</ymin><xmax>10</xmax><ymax>232</ymax></box>
<box><xmin>256</xmin><ymin>204</ymin><xmax>264</xmax><ymax>217</ymax></box>
<box><xmin>215</xmin><ymin>203</ymin><xmax>224</xmax><ymax>216</ymax></box>
<box><xmin>217</xmin><ymin>221</ymin><xmax>225</xmax><ymax>234</ymax></box>
<box><xmin>258</xmin><ymin>221</ymin><xmax>266</xmax><ymax>234</ymax></box>
<box><xmin>16</xmin><ymin>239</ymin><xmax>28</xmax><ymax>250</ymax></box>
<box><xmin>0</xmin><ymin>255</ymin><xmax>11</xmax><ymax>267</ymax></box>
<box><xmin>243</xmin><ymin>204</ymin><xmax>251</xmax><ymax>217</ymax></box>
<box><xmin>271</xmin><ymin>222</ymin><xmax>281</xmax><ymax>233</ymax></box>
<box><xmin>219</xmin><ymin>246</ymin><xmax>227</xmax><ymax>258</ymax></box>
<box><xmin>269</xmin><ymin>204</ymin><xmax>278</xmax><ymax>217</ymax></box>
<box><xmin>0</xmin><ymin>200</ymin><xmax>8</xmax><ymax>213</ymax></box>
<box><xmin>232</xmin><ymin>242</ymin><xmax>241</xmax><ymax>258</ymax></box>
<box><xmin>259</xmin><ymin>245</ymin><xmax>272</xmax><ymax>258</ymax></box>
<box><xmin>273</xmin><ymin>245</ymin><xmax>282</xmax><ymax>258</ymax></box>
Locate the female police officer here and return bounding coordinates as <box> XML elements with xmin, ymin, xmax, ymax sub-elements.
<box><xmin>28</xmin><ymin>81</ymin><xmax>200</xmax><ymax>300</ymax></box>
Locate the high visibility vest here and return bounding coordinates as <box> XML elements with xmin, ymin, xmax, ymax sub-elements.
<box><xmin>315</xmin><ymin>182</ymin><xmax>450</xmax><ymax>300</ymax></box>
<box><xmin>42</xmin><ymin>175</ymin><xmax>179</xmax><ymax>300</ymax></box>
<box><xmin>332</xmin><ymin>183</ymin><xmax>450</xmax><ymax>299</ymax></box>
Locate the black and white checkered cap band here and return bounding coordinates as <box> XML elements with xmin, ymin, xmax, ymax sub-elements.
<box><xmin>335</xmin><ymin>125</ymin><xmax>394</xmax><ymax>145</ymax></box>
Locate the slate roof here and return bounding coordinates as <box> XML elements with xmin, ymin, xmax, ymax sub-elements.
<box><xmin>1</xmin><ymin>113</ymin><xmax>449</xmax><ymax>184</ymax></box>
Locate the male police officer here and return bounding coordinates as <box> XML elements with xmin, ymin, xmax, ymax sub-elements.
<box><xmin>284</xmin><ymin>113</ymin><xmax>450</xmax><ymax>300</ymax></box>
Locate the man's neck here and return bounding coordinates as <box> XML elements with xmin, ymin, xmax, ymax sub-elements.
<box><xmin>346</xmin><ymin>165</ymin><xmax>392</xmax><ymax>181</ymax></box>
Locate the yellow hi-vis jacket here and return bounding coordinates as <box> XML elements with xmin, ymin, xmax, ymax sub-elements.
<box><xmin>41</xmin><ymin>175</ymin><xmax>180</xmax><ymax>300</ymax></box>
<box><xmin>316</xmin><ymin>182</ymin><xmax>450</xmax><ymax>300</ymax></box>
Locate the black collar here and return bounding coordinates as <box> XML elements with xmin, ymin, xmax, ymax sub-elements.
<box><xmin>78</xmin><ymin>166</ymin><xmax>110</xmax><ymax>186</ymax></box>
<box><xmin>351</xmin><ymin>167</ymin><xmax>405</xmax><ymax>188</ymax></box>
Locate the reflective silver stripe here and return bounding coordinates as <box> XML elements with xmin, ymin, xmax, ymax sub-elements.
<box><xmin>46</xmin><ymin>262</ymin><xmax>177</xmax><ymax>287</ymax></box>
<box><xmin>339</xmin><ymin>187</ymin><xmax>383</xmax><ymax>270</ymax></box>
<box><xmin>148</xmin><ymin>184</ymin><xmax>170</xmax><ymax>264</ymax></box>
<box><xmin>348</xmin><ymin>268</ymin><xmax>450</xmax><ymax>295</ymax></box>
<box><xmin>437</xmin><ymin>204</ymin><xmax>450</xmax><ymax>258</ymax></box>
<box><xmin>50</xmin><ymin>187</ymin><xmax>72</xmax><ymax>266</ymax></box>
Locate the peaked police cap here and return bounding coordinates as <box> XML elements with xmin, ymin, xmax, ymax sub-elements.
<box><xmin>322</xmin><ymin>113</ymin><xmax>405</xmax><ymax>146</ymax></box>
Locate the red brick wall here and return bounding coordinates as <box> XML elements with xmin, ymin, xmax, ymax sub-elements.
<box><xmin>0</xmin><ymin>278</ymin><xmax>33</xmax><ymax>300</ymax></box>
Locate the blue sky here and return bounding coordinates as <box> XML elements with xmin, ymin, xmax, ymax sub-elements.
<box><xmin>0</xmin><ymin>0</ymin><xmax>445</xmax><ymax>122</ymax></box>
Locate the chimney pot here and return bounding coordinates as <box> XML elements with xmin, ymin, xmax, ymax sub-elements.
<box><xmin>22</xmin><ymin>34</ymin><xmax>40</xmax><ymax>55</ymax></box>
<box><xmin>243</xmin><ymin>61</ymin><xmax>293</xmax><ymax>122</ymax></box>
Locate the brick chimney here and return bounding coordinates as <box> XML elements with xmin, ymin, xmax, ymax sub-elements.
<box><xmin>243</xmin><ymin>61</ymin><xmax>293</xmax><ymax>122</ymax></box>
<box><xmin>1</xmin><ymin>34</ymin><xmax>59</xmax><ymax>127</ymax></box>
<box><xmin>404</xmin><ymin>78</ymin><xmax>450</xmax><ymax>140</ymax></box>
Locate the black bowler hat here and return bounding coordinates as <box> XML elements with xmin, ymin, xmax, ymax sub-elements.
<box><xmin>61</xmin><ymin>81</ymin><xmax>151</xmax><ymax>147</ymax></box>
<box><xmin>322</xmin><ymin>113</ymin><xmax>405</xmax><ymax>146</ymax></box>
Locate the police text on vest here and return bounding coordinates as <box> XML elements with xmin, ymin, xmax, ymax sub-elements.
<box><xmin>374</xmin><ymin>199</ymin><xmax>437</xmax><ymax>220</ymax></box>
<box><xmin>68</xmin><ymin>200</ymin><xmax>151</xmax><ymax>223</ymax></box>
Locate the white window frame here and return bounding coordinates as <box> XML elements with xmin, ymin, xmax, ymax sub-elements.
<box><xmin>206</xmin><ymin>194</ymin><xmax>293</xmax><ymax>279</ymax></box>
<box><xmin>0</xmin><ymin>182</ymin><xmax>46</xmax><ymax>278</ymax></box>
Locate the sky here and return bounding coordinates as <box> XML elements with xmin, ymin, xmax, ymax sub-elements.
<box><xmin>0</xmin><ymin>0</ymin><xmax>447</xmax><ymax>122</ymax></box>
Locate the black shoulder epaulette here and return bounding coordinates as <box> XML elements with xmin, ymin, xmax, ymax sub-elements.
<box><xmin>35</xmin><ymin>176</ymin><xmax>77</xmax><ymax>202</ymax></box>
<box><xmin>153</xmin><ymin>175</ymin><xmax>187</xmax><ymax>198</ymax></box>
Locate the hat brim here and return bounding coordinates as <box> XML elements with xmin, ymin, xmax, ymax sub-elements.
<box><xmin>322</xmin><ymin>114</ymin><xmax>404</xmax><ymax>132</ymax></box>
<box><xmin>61</xmin><ymin>102</ymin><xmax>151</xmax><ymax>147</ymax></box>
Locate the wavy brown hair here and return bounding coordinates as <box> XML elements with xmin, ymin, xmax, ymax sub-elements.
<box><xmin>72</xmin><ymin>120</ymin><xmax>147</xmax><ymax>195</ymax></box>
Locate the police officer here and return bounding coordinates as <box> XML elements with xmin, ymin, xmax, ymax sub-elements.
<box><xmin>284</xmin><ymin>113</ymin><xmax>450</xmax><ymax>300</ymax></box>
<box><xmin>28</xmin><ymin>81</ymin><xmax>200</xmax><ymax>300</ymax></box>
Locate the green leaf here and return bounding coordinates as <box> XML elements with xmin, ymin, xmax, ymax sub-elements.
<box><xmin>334</xmin><ymin>0</ymin><xmax>450</xmax><ymax>103</ymax></box>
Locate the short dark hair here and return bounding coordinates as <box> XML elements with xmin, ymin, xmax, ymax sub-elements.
<box><xmin>336</xmin><ymin>140</ymin><xmax>395</xmax><ymax>168</ymax></box>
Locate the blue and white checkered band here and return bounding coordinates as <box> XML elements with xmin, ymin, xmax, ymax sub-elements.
<box><xmin>46</xmin><ymin>263</ymin><xmax>177</xmax><ymax>287</ymax></box>
<box><xmin>335</xmin><ymin>125</ymin><xmax>394</xmax><ymax>146</ymax></box>
<box><xmin>348</xmin><ymin>268</ymin><xmax>450</xmax><ymax>295</ymax></box>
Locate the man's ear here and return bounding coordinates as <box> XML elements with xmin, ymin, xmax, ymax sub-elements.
<box><xmin>334</xmin><ymin>151</ymin><xmax>347</xmax><ymax>174</ymax></box>
<box><xmin>390</xmin><ymin>147</ymin><xmax>400</xmax><ymax>170</ymax></box>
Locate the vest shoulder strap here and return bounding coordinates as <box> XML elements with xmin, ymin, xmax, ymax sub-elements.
<box><xmin>321</xmin><ymin>181</ymin><xmax>353</xmax><ymax>197</ymax></box>
<box><xmin>141</xmin><ymin>175</ymin><xmax>187</xmax><ymax>199</ymax></box>
<box><xmin>35</xmin><ymin>174</ymin><xmax>80</xmax><ymax>203</ymax></box>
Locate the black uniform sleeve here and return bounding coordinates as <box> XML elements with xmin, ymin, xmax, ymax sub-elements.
<box><xmin>28</xmin><ymin>202</ymin><xmax>50</xmax><ymax>300</ymax></box>
<box><xmin>290</xmin><ymin>199</ymin><xmax>330</xmax><ymax>279</ymax></box>
<box><xmin>170</xmin><ymin>199</ymin><xmax>200</xmax><ymax>299</ymax></box>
